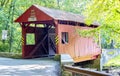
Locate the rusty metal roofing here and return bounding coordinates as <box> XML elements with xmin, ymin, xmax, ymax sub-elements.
<box><xmin>34</xmin><ymin>5</ymin><xmax>85</xmax><ymax>23</ymax></box>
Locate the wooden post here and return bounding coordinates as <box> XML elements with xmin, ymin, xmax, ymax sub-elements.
<box><xmin>47</xmin><ymin>24</ymin><xmax>49</xmax><ymax>55</ymax></box>
<box><xmin>21</xmin><ymin>23</ymin><xmax>26</xmax><ymax>58</ymax></box>
<box><xmin>54</xmin><ymin>20</ymin><xmax>59</xmax><ymax>54</ymax></box>
<box><xmin>72</xmin><ymin>72</ymin><xmax>76</xmax><ymax>76</ymax></box>
<box><xmin>20</xmin><ymin>22</ymin><xmax>31</xmax><ymax>58</ymax></box>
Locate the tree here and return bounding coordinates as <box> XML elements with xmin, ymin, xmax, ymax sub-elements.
<box><xmin>83</xmin><ymin>0</ymin><xmax>120</xmax><ymax>48</ymax></box>
<box><xmin>0</xmin><ymin>0</ymin><xmax>89</xmax><ymax>53</ymax></box>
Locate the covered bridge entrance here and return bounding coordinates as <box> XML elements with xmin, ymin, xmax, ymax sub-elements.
<box><xmin>15</xmin><ymin>5</ymin><xmax>101</xmax><ymax>62</ymax></box>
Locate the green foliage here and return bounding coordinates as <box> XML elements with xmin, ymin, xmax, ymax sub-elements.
<box><xmin>62</xmin><ymin>71</ymin><xmax>72</xmax><ymax>76</ymax></box>
<box><xmin>0</xmin><ymin>52</ymin><xmax>22</xmax><ymax>59</ymax></box>
<box><xmin>0</xmin><ymin>0</ymin><xmax>89</xmax><ymax>53</ymax></box>
<box><xmin>107</xmin><ymin>50</ymin><xmax>116</xmax><ymax>55</ymax></box>
<box><xmin>26</xmin><ymin>33</ymin><xmax>35</xmax><ymax>45</ymax></box>
<box><xmin>58</xmin><ymin>0</ymin><xmax>90</xmax><ymax>14</ymax></box>
<box><xmin>83</xmin><ymin>0</ymin><xmax>120</xmax><ymax>48</ymax></box>
<box><xmin>0</xmin><ymin>42</ymin><xmax>9</xmax><ymax>52</ymax></box>
<box><xmin>54</xmin><ymin>54</ymin><xmax>60</xmax><ymax>61</ymax></box>
<box><xmin>76</xmin><ymin>27</ymin><xmax>100</xmax><ymax>46</ymax></box>
<box><xmin>104</xmin><ymin>55</ymin><xmax>120</xmax><ymax>67</ymax></box>
<box><xmin>3</xmin><ymin>0</ymin><xmax>119</xmax><ymax>53</ymax></box>
<box><xmin>84</xmin><ymin>0</ymin><xmax>120</xmax><ymax>25</ymax></box>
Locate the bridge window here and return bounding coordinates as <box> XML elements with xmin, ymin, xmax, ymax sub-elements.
<box><xmin>61</xmin><ymin>32</ymin><xmax>68</xmax><ymax>44</ymax></box>
<box><xmin>26</xmin><ymin>33</ymin><xmax>35</xmax><ymax>45</ymax></box>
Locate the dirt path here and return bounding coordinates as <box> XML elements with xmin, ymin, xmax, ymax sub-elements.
<box><xmin>0</xmin><ymin>57</ymin><xmax>60</xmax><ymax>76</ymax></box>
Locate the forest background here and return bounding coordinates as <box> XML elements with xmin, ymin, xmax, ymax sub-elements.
<box><xmin>0</xmin><ymin>0</ymin><xmax>120</xmax><ymax>53</ymax></box>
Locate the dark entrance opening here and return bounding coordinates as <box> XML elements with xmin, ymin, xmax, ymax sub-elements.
<box><xmin>24</xmin><ymin>23</ymin><xmax>56</xmax><ymax>58</ymax></box>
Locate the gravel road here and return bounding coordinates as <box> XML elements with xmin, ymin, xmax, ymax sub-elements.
<box><xmin>0</xmin><ymin>57</ymin><xmax>60</xmax><ymax>76</ymax></box>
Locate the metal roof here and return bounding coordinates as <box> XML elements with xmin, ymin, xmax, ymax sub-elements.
<box><xmin>34</xmin><ymin>5</ymin><xmax>85</xmax><ymax>23</ymax></box>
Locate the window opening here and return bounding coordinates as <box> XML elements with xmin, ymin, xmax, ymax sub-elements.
<box><xmin>61</xmin><ymin>32</ymin><xmax>68</xmax><ymax>44</ymax></box>
<box><xmin>26</xmin><ymin>33</ymin><xmax>35</xmax><ymax>45</ymax></box>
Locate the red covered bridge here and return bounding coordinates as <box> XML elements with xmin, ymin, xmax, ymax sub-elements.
<box><xmin>15</xmin><ymin>5</ymin><xmax>101</xmax><ymax>63</ymax></box>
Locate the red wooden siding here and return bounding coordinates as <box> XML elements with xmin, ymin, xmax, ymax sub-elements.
<box><xmin>57</xmin><ymin>24</ymin><xmax>101</xmax><ymax>62</ymax></box>
<box><xmin>15</xmin><ymin>5</ymin><xmax>53</xmax><ymax>22</ymax></box>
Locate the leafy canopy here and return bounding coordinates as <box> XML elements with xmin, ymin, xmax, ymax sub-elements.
<box><xmin>83</xmin><ymin>0</ymin><xmax>120</xmax><ymax>48</ymax></box>
<box><xmin>0</xmin><ymin>0</ymin><xmax>89</xmax><ymax>52</ymax></box>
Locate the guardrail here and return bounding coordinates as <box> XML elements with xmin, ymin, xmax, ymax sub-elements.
<box><xmin>63</xmin><ymin>65</ymin><xmax>112</xmax><ymax>76</ymax></box>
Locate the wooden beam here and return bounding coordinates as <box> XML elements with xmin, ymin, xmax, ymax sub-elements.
<box><xmin>49</xmin><ymin>37</ymin><xmax>56</xmax><ymax>53</ymax></box>
<box><xmin>21</xmin><ymin>23</ymin><xmax>26</xmax><ymax>58</ymax></box>
<box><xmin>21</xmin><ymin>20</ymin><xmax>54</xmax><ymax>25</ymax></box>
<box><xmin>63</xmin><ymin>65</ymin><xmax>112</xmax><ymax>76</ymax></box>
<box><xmin>42</xmin><ymin>43</ymin><xmax>48</xmax><ymax>54</ymax></box>
<box><xmin>54</xmin><ymin>20</ymin><xmax>59</xmax><ymax>54</ymax></box>
<box><xmin>28</xmin><ymin>34</ymin><xmax>48</xmax><ymax>57</ymax></box>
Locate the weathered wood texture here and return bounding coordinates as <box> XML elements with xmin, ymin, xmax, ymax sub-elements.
<box><xmin>57</xmin><ymin>24</ymin><xmax>101</xmax><ymax>62</ymax></box>
<box><xmin>15</xmin><ymin>4</ymin><xmax>101</xmax><ymax>62</ymax></box>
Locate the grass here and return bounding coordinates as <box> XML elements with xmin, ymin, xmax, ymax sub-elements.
<box><xmin>54</xmin><ymin>54</ymin><xmax>60</xmax><ymax>61</ymax></box>
<box><xmin>0</xmin><ymin>52</ymin><xmax>22</xmax><ymax>59</ymax></box>
<box><xmin>62</xmin><ymin>71</ymin><xmax>72</xmax><ymax>76</ymax></box>
<box><xmin>104</xmin><ymin>55</ymin><xmax>120</xmax><ymax>67</ymax></box>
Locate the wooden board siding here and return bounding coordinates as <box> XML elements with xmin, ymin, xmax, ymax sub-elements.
<box><xmin>15</xmin><ymin>5</ymin><xmax>101</xmax><ymax>62</ymax></box>
<box><xmin>15</xmin><ymin>5</ymin><xmax>53</xmax><ymax>22</ymax></box>
<box><xmin>57</xmin><ymin>24</ymin><xmax>101</xmax><ymax>62</ymax></box>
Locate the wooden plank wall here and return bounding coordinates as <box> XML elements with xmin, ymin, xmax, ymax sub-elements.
<box><xmin>57</xmin><ymin>24</ymin><xmax>101</xmax><ymax>62</ymax></box>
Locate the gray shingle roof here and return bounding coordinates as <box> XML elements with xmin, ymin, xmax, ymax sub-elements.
<box><xmin>34</xmin><ymin>5</ymin><xmax>85</xmax><ymax>23</ymax></box>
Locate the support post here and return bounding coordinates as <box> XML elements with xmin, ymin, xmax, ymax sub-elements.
<box><xmin>47</xmin><ymin>24</ymin><xmax>49</xmax><ymax>55</ymax></box>
<box><xmin>54</xmin><ymin>20</ymin><xmax>59</xmax><ymax>54</ymax></box>
<box><xmin>21</xmin><ymin>23</ymin><xmax>27</xmax><ymax>58</ymax></box>
<box><xmin>20</xmin><ymin>22</ymin><xmax>31</xmax><ymax>58</ymax></box>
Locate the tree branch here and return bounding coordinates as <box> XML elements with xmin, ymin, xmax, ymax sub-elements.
<box><xmin>116</xmin><ymin>9</ymin><xmax>120</xmax><ymax>14</ymax></box>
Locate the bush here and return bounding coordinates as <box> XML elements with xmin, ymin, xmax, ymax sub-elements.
<box><xmin>104</xmin><ymin>55</ymin><xmax>120</xmax><ymax>67</ymax></box>
<box><xmin>54</xmin><ymin>54</ymin><xmax>60</xmax><ymax>61</ymax></box>
<box><xmin>0</xmin><ymin>42</ymin><xmax>9</xmax><ymax>52</ymax></box>
<box><xmin>0</xmin><ymin>52</ymin><xmax>22</xmax><ymax>59</ymax></box>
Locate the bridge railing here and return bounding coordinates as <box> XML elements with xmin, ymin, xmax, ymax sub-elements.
<box><xmin>63</xmin><ymin>65</ymin><xmax>112</xmax><ymax>76</ymax></box>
